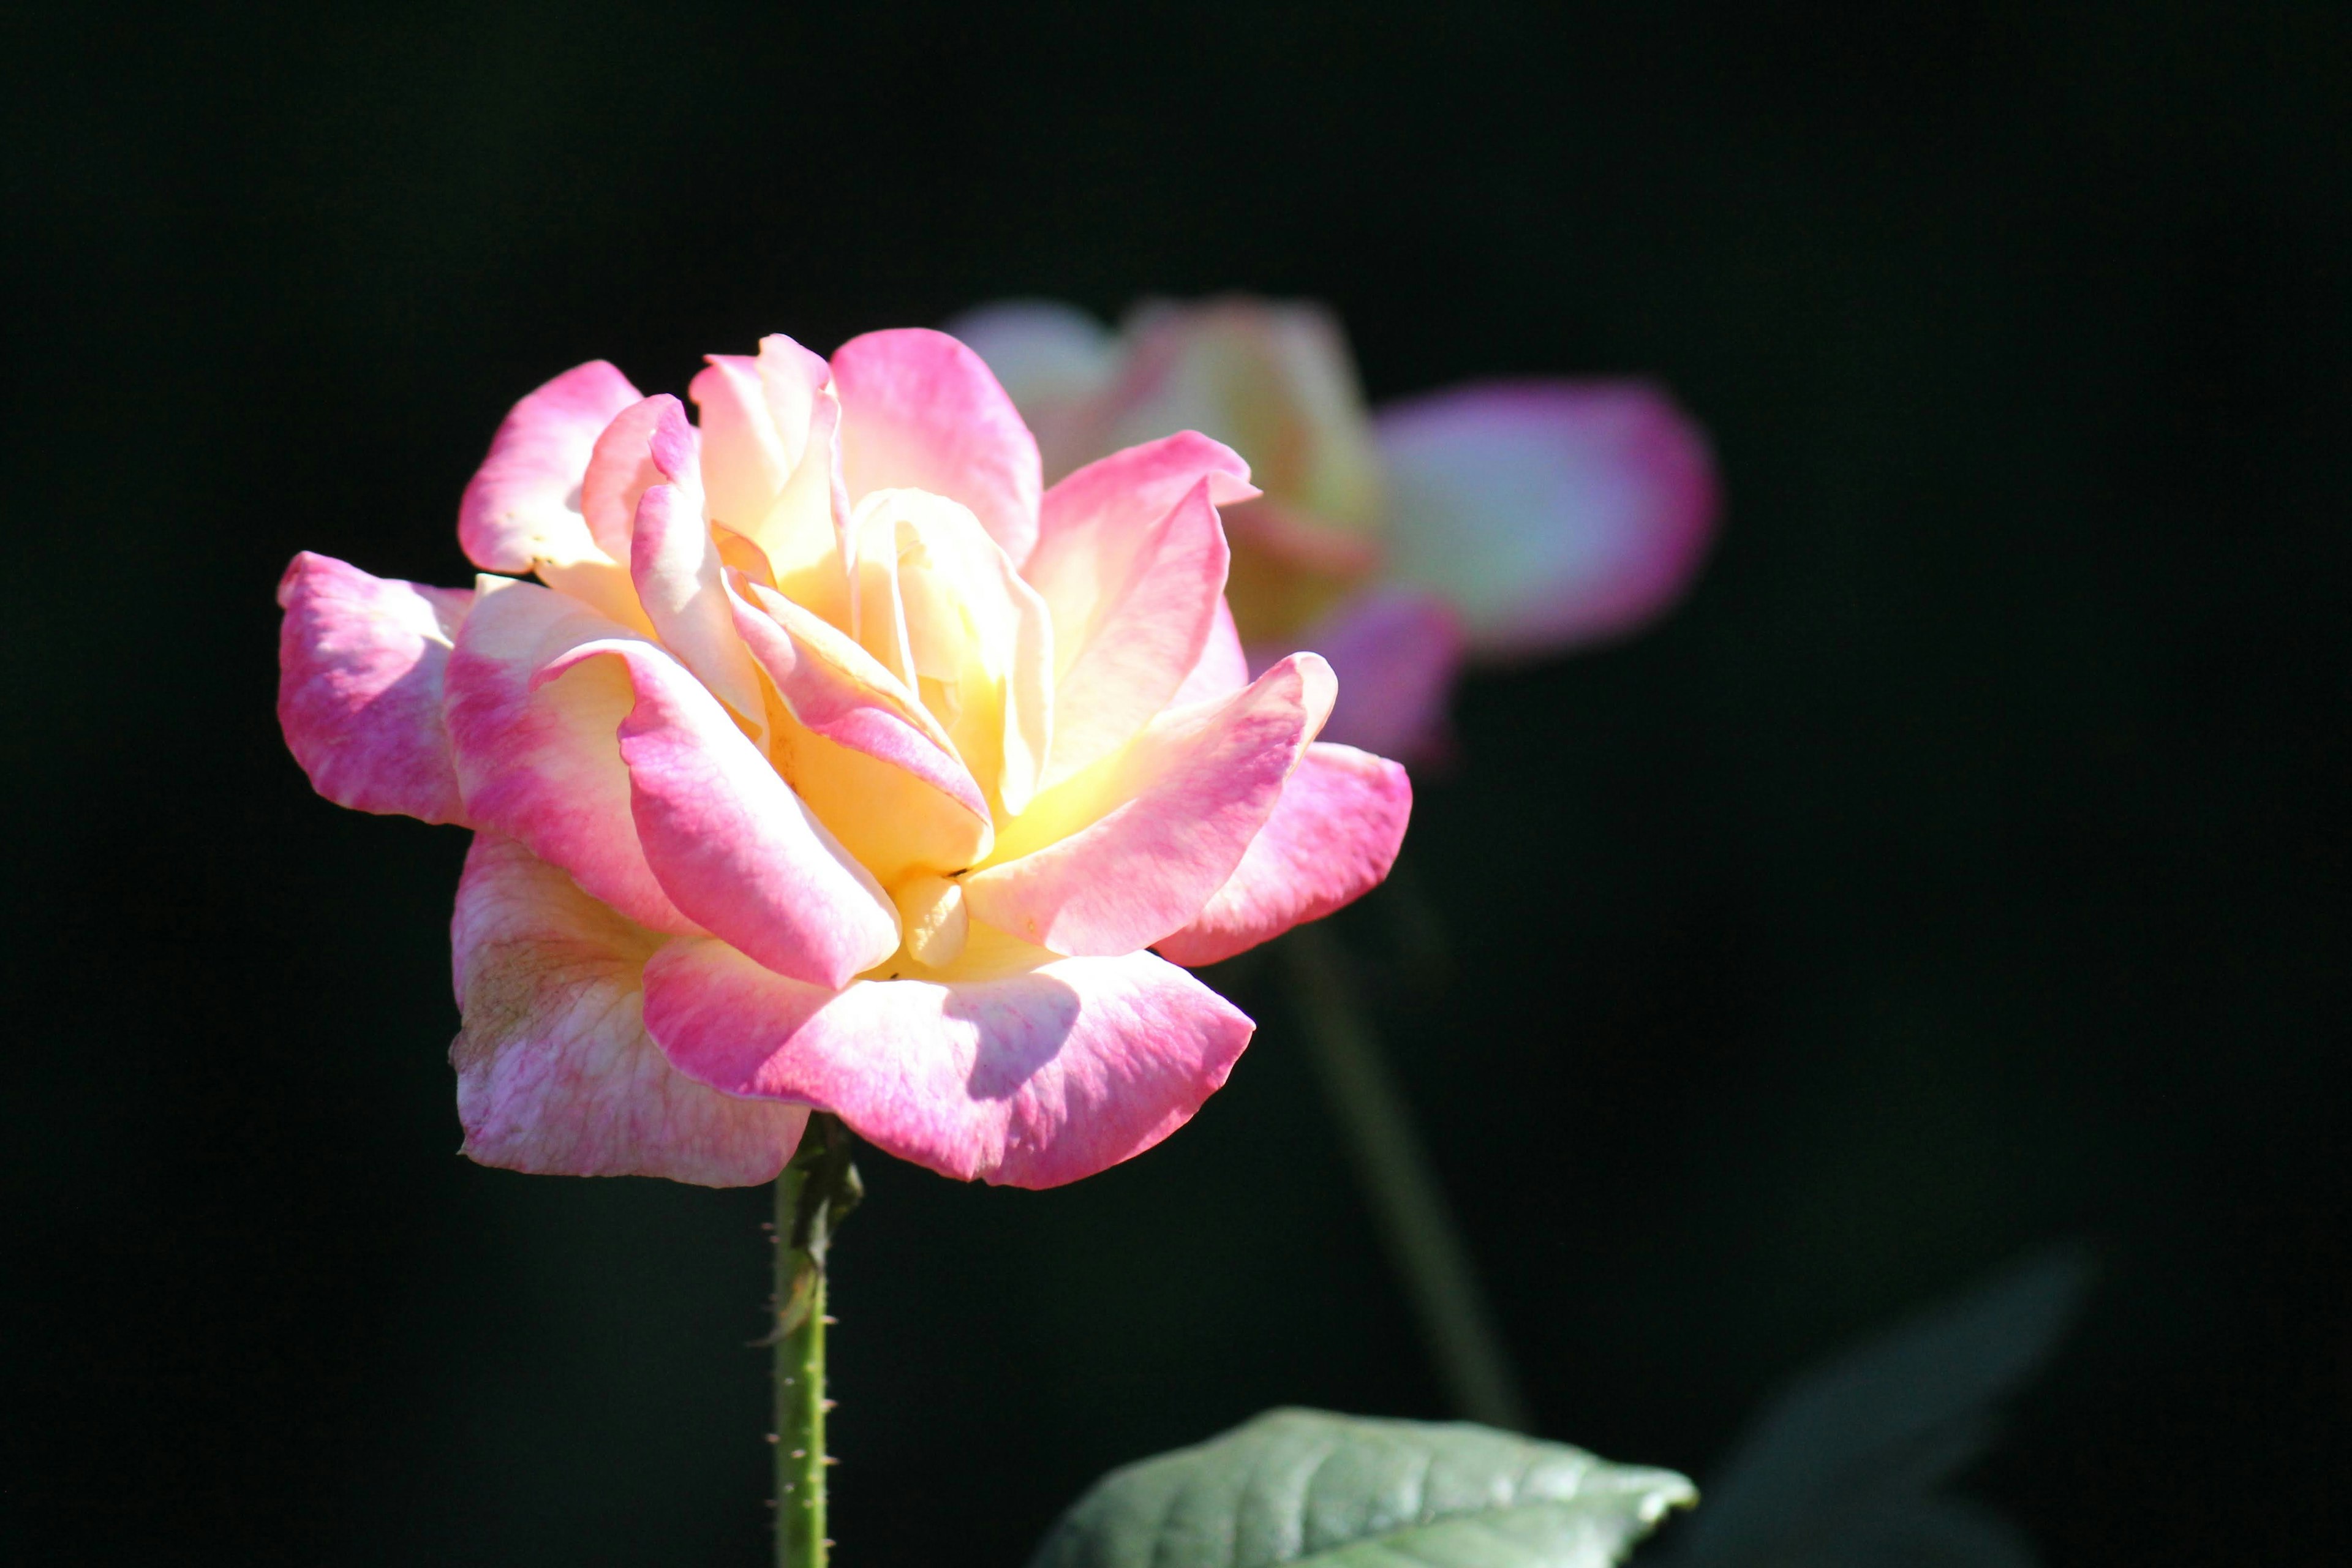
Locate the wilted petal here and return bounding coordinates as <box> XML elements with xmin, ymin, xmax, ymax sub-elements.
<box><xmin>458</xmin><ymin>360</ymin><xmax>642</xmax><ymax>575</ymax></box>
<box><xmin>1289</xmin><ymin>587</ymin><xmax>1464</xmax><ymax>762</ymax></box>
<box><xmin>834</xmin><ymin>328</ymin><xmax>1044</xmax><ymax>565</ymax></box>
<box><xmin>1375</xmin><ymin>380</ymin><xmax>1719</xmax><ymax>658</ymax></box>
<box><xmin>1155</xmin><ymin>744</ymin><xmax>1411</xmax><ymax>967</ymax></box>
<box><xmin>445</xmin><ymin>576</ymin><xmax>698</xmax><ymax>933</ymax></box>
<box><xmin>730</xmin><ymin>579</ymin><xmax>993</xmax><ymax>883</ymax></box>
<box><xmin>538</xmin><ymin>635</ymin><xmax>899</xmax><ymax>990</ymax></box>
<box><xmin>276</xmin><ymin>552</ymin><xmax>472</xmax><ymax>825</ymax></box>
<box><xmin>964</xmin><ymin>652</ymin><xmax>1335</xmax><ymax>956</ymax></box>
<box><xmin>450</xmin><ymin>833</ymin><xmax>808</xmax><ymax>1186</ymax></box>
<box><xmin>641</xmin><ymin>928</ymin><xmax>1253</xmax><ymax>1188</ymax></box>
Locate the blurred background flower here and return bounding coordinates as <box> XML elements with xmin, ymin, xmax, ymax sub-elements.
<box><xmin>951</xmin><ymin>297</ymin><xmax>1719</xmax><ymax>760</ymax></box>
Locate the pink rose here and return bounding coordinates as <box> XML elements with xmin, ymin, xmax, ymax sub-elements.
<box><xmin>949</xmin><ymin>297</ymin><xmax>1721</xmax><ymax>760</ymax></box>
<box><xmin>277</xmin><ymin>330</ymin><xmax>1410</xmax><ymax>1189</ymax></box>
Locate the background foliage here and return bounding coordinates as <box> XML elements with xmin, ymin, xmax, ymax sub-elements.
<box><xmin>6</xmin><ymin>2</ymin><xmax>2348</xmax><ymax>1562</ymax></box>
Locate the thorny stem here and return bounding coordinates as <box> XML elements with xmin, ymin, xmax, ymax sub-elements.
<box><xmin>772</xmin><ymin>1114</ymin><xmax>860</xmax><ymax>1568</ymax></box>
<box><xmin>1283</xmin><ymin>921</ymin><xmax>1533</xmax><ymax>1433</ymax></box>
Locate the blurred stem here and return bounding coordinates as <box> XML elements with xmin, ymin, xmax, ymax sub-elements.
<box><xmin>1283</xmin><ymin>922</ymin><xmax>1532</xmax><ymax>1433</ymax></box>
<box><xmin>1380</xmin><ymin>850</ymin><xmax>1457</xmax><ymax>993</ymax></box>
<box><xmin>772</xmin><ymin>1114</ymin><xmax>859</xmax><ymax>1568</ymax></box>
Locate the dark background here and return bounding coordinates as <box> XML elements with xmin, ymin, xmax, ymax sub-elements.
<box><xmin>7</xmin><ymin>2</ymin><xmax>2348</xmax><ymax>1562</ymax></box>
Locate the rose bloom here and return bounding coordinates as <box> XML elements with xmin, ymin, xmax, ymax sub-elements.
<box><xmin>948</xmin><ymin>297</ymin><xmax>1721</xmax><ymax>760</ymax></box>
<box><xmin>277</xmin><ymin>330</ymin><xmax>1410</xmax><ymax>1189</ymax></box>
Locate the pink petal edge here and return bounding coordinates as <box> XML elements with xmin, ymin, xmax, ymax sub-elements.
<box><xmin>832</xmin><ymin>328</ymin><xmax>1044</xmax><ymax>565</ymax></box>
<box><xmin>728</xmin><ymin>579</ymin><xmax>990</xmax><ymax>823</ymax></box>
<box><xmin>626</xmin><ymin>401</ymin><xmax>770</xmax><ymax>737</ymax></box>
<box><xmin>450</xmin><ymin>833</ymin><xmax>809</xmax><ymax>1186</ymax></box>
<box><xmin>458</xmin><ymin>361</ymin><xmax>643</xmax><ymax>573</ymax></box>
<box><xmin>536</xmin><ymin>636</ymin><xmax>900</xmax><ymax>990</ymax></box>
<box><xmin>1025</xmin><ymin>430</ymin><xmax>1257</xmax><ymax>631</ymax></box>
<box><xmin>641</xmin><ymin>934</ymin><xmax>1254</xmax><ymax>1188</ymax></box>
<box><xmin>688</xmin><ymin>353</ymin><xmax>791</xmax><ymax>537</ymax></box>
<box><xmin>1038</xmin><ymin>476</ymin><xmax>1234</xmax><ymax>786</ymax></box>
<box><xmin>1172</xmin><ymin>594</ymin><xmax>1250</xmax><ymax>706</ymax></box>
<box><xmin>963</xmin><ymin>652</ymin><xmax>1336</xmax><ymax>957</ymax></box>
<box><xmin>1285</xmin><ymin>587</ymin><xmax>1464</xmax><ymax>764</ymax></box>
<box><xmin>444</xmin><ymin>576</ymin><xmax>701</xmax><ymax>934</ymax></box>
<box><xmin>579</xmin><ymin>394</ymin><xmax>675</xmax><ymax>560</ymax></box>
<box><xmin>276</xmin><ymin>552</ymin><xmax>472</xmax><ymax>825</ymax></box>
<box><xmin>1154</xmin><ymin>742</ymin><xmax>1412</xmax><ymax>967</ymax></box>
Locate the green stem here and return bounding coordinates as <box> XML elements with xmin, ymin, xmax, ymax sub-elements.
<box><xmin>772</xmin><ymin>1115</ymin><xmax>859</xmax><ymax>1568</ymax></box>
<box><xmin>1283</xmin><ymin>922</ymin><xmax>1533</xmax><ymax>1433</ymax></box>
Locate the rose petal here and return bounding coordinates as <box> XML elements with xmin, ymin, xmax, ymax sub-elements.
<box><xmin>695</xmin><ymin>337</ymin><xmax>857</xmax><ymax>626</ymax></box>
<box><xmin>450</xmin><ymin>833</ymin><xmax>808</xmax><ymax>1186</ymax></box>
<box><xmin>579</xmin><ymin>394</ymin><xmax>674</xmax><ymax>560</ymax></box>
<box><xmin>641</xmin><ymin>928</ymin><xmax>1253</xmax><ymax>1188</ymax></box>
<box><xmin>851</xmin><ymin>488</ymin><xmax>1055</xmax><ymax>818</ymax></box>
<box><xmin>458</xmin><ymin>360</ymin><xmax>643</xmax><ymax>575</ymax></box>
<box><xmin>943</xmin><ymin>300</ymin><xmax>1121</xmax><ymax>412</ymax></box>
<box><xmin>626</xmin><ymin>399</ymin><xmax>769</xmax><ymax>740</ymax></box>
<box><xmin>730</xmin><ymin>578</ymin><xmax>993</xmax><ymax>883</ymax></box>
<box><xmin>687</xmin><ymin>353</ymin><xmax>790</xmax><ymax>535</ymax></box>
<box><xmin>1171</xmin><ymin>594</ymin><xmax>1250</xmax><ymax>706</ymax></box>
<box><xmin>631</xmin><ymin>484</ymin><xmax>769</xmax><ymax>739</ymax></box>
<box><xmin>537</xmin><ymin>636</ymin><xmax>899</xmax><ymax>990</ymax></box>
<box><xmin>276</xmin><ymin>552</ymin><xmax>472</xmax><ymax>825</ymax></box>
<box><xmin>833</xmin><ymin>328</ymin><xmax>1044</xmax><ymax>565</ymax></box>
<box><xmin>1026</xmin><ymin>431</ymin><xmax>1256</xmax><ymax>639</ymax></box>
<box><xmin>1025</xmin><ymin>434</ymin><xmax>1261</xmax><ymax>784</ymax></box>
<box><xmin>943</xmin><ymin>300</ymin><xmax>1127</xmax><ymax>482</ymax></box>
<box><xmin>1154</xmin><ymin>743</ymin><xmax>1411</xmax><ymax>967</ymax></box>
<box><xmin>1037</xmin><ymin>477</ymin><xmax>1234</xmax><ymax>786</ymax></box>
<box><xmin>1374</xmin><ymin>380</ymin><xmax>1719</xmax><ymax>658</ymax></box>
<box><xmin>445</xmin><ymin>576</ymin><xmax>699</xmax><ymax>933</ymax></box>
<box><xmin>732</xmin><ymin>579</ymin><xmax>981</xmax><ymax>813</ymax></box>
<box><xmin>1287</xmin><ymin>587</ymin><xmax>1464</xmax><ymax>763</ymax></box>
<box><xmin>753</xmin><ymin>334</ymin><xmax>833</xmax><ymax>466</ymax></box>
<box><xmin>963</xmin><ymin>652</ymin><xmax>1335</xmax><ymax>957</ymax></box>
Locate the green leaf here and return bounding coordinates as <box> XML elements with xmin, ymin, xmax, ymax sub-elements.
<box><xmin>1654</xmin><ymin>1245</ymin><xmax>2093</xmax><ymax>1568</ymax></box>
<box><xmin>1027</xmin><ymin>1408</ymin><xmax>1695</xmax><ymax>1568</ymax></box>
